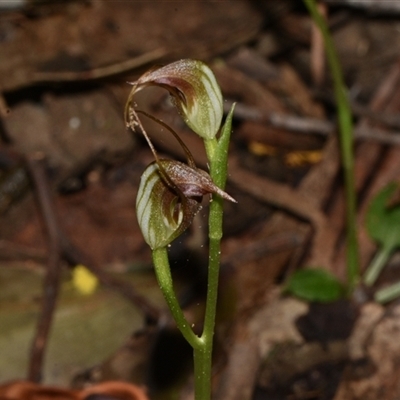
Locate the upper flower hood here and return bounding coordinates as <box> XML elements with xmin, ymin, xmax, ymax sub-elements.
<box><xmin>128</xmin><ymin>59</ymin><xmax>223</xmax><ymax>140</ymax></box>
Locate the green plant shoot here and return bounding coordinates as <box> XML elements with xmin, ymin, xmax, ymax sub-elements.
<box><xmin>303</xmin><ymin>0</ymin><xmax>359</xmax><ymax>293</ymax></box>
<box><xmin>126</xmin><ymin>59</ymin><xmax>236</xmax><ymax>400</ymax></box>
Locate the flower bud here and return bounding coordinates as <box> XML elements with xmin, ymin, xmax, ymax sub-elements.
<box><xmin>129</xmin><ymin>59</ymin><xmax>223</xmax><ymax>140</ymax></box>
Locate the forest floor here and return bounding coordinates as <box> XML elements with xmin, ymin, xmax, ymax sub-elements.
<box><xmin>1</xmin><ymin>1</ymin><xmax>400</xmax><ymax>399</ymax></box>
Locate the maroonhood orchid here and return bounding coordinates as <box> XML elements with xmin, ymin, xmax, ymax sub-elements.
<box><xmin>125</xmin><ymin>59</ymin><xmax>236</xmax><ymax>400</ymax></box>
<box><xmin>126</xmin><ymin>60</ymin><xmax>235</xmax><ymax>250</ymax></box>
<box><xmin>126</xmin><ymin>59</ymin><xmax>223</xmax><ymax>140</ymax></box>
<box><xmin>136</xmin><ymin>158</ymin><xmax>235</xmax><ymax>250</ymax></box>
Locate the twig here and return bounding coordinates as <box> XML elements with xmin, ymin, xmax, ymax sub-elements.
<box><xmin>317</xmin><ymin>90</ymin><xmax>400</xmax><ymax>130</ymax></box>
<box><xmin>351</xmin><ymin>101</ymin><xmax>400</xmax><ymax>130</ymax></box>
<box><xmin>322</xmin><ymin>0</ymin><xmax>400</xmax><ymax>13</ymax></box>
<box><xmin>225</xmin><ymin>100</ymin><xmax>400</xmax><ymax>146</ymax></box>
<box><xmin>32</xmin><ymin>48</ymin><xmax>166</xmax><ymax>84</ymax></box>
<box><xmin>357</xmin><ymin>126</ymin><xmax>400</xmax><ymax>146</ymax></box>
<box><xmin>26</xmin><ymin>154</ymin><xmax>62</xmax><ymax>383</ymax></box>
<box><xmin>223</xmin><ymin>101</ymin><xmax>333</xmax><ymax>134</ymax></box>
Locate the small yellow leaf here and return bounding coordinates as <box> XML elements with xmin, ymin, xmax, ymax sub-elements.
<box><xmin>72</xmin><ymin>265</ymin><xmax>98</xmax><ymax>295</ymax></box>
<box><xmin>248</xmin><ymin>141</ymin><xmax>277</xmax><ymax>156</ymax></box>
<box><xmin>285</xmin><ymin>150</ymin><xmax>322</xmax><ymax>167</ymax></box>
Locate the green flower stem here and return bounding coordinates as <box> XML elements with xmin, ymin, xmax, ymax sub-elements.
<box><xmin>193</xmin><ymin>106</ymin><xmax>235</xmax><ymax>400</ymax></box>
<box><xmin>192</xmin><ymin>192</ymin><xmax>224</xmax><ymax>399</ymax></box>
<box><xmin>151</xmin><ymin>106</ymin><xmax>234</xmax><ymax>400</ymax></box>
<box><xmin>375</xmin><ymin>280</ymin><xmax>400</xmax><ymax>304</ymax></box>
<box><xmin>152</xmin><ymin>247</ymin><xmax>202</xmax><ymax>349</ymax></box>
<box><xmin>363</xmin><ymin>244</ymin><xmax>393</xmax><ymax>287</ymax></box>
<box><xmin>193</xmin><ymin>345</ymin><xmax>211</xmax><ymax>400</ymax></box>
<box><xmin>303</xmin><ymin>0</ymin><xmax>359</xmax><ymax>291</ymax></box>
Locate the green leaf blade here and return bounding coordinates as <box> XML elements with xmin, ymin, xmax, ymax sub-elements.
<box><xmin>285</xmin><ymin>268</ymin><xmax>346</xmax><ymax>303</ymax></box>
<box><xmin>363</xmin><ymin>182</ymin><xmax>400</xmax><ymax>286</ymax></box>
<box><xmin>366</xmin><ymin>182</ymin><xmax>400</xmax><ymax>248</ymax></box>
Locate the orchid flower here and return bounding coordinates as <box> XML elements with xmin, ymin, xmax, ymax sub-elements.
<box><xmin>126</xmin><ymin>59</ymin><xmax>223</xmax><ymax>140</ymax></box>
